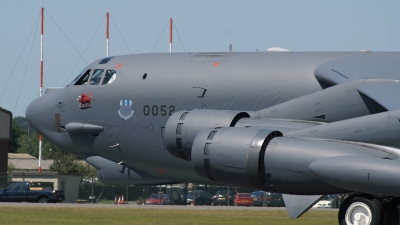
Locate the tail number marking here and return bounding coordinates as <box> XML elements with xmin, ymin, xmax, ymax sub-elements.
<box><xmin>143</xmin><ymin>105</ymin><xmax>175</xmax><ymax>116</ymax></box>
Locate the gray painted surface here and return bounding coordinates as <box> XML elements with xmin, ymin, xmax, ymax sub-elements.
<box><xmin>282</xmin><ymin>194</ymin><xmax>323</xmax><ymax>218</ymax></box>
<box><xmin>24</xmin><ymin>52</ymin><xmax>400</xmax><ymax>221</ymax></box>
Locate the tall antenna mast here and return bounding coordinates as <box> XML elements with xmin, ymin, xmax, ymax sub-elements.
<box><xmin>106</xmin><ymin>12</ymin><xmax>109</xmax><ymax>57</ymax></box>
<box><xmin>169</xmin><ymin>18</ymin><xmax>172</xmax><ymax>53</ymax></box>
<box><xmin>38</xmin><ymin>7</ymin><xmax>44</xmax><ymax>173</ymax></box>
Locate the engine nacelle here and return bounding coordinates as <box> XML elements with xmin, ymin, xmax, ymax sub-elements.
<box><xmin>191</xmin><ymin>127</ymin><xmax>390</xmax><ymax>194</ymax></box>
<box><xmin>165</xmin><ymin>109</ymin><xmax>249</xmax><ymax>161</ymax></box>
<box><xmin>263</xmin><ymin>137</ymin><xmax>390</xmax><ymax>194</ymax></box>
<box><xmin>191</xmin><ymin>127</ymin><xmax>282</xmax><ymax>189</ymax></box>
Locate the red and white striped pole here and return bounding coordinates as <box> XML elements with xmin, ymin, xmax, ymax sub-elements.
<box><xmin>38</xmin><ymin>7</ymin><xmax>44</xmax><ymax>173</ymax></box>
<box><xmin>106</xmin><ymin>12</ymin><xmax>109</xmax><ymax>57</ymax></box>
<box><xmin>169</xmin><ymin>18</ymin><xmax>172</xmax><ymax>53</ymax></box>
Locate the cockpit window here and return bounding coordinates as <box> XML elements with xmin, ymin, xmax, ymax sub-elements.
<box><xmin>99</xmin><ymin>57</ymin><xmax>114</xmax><ymax>64</ymax></box>
<box><xmin>102</xmin><ymin>70</ymin><xmax>117</xmax><ymax>85</ymax></box>
<box><xmin>67</xmin><ymin>69</ymin><xmax>84</xmax><ymax>86</ymax></box>
<box><xmin>74</xmin><ymin>69</ymin><xmax>92</xmax><ymax>85</ymax></box>
<box><xmin>70</xmin><ymin>68</ymin><xmax>116</xmax><ymax>86</ymax></box>
<box><xmin>89</xmin><ymin>69</ymin><xmax>104</xmax><ymax>85</ymax></box>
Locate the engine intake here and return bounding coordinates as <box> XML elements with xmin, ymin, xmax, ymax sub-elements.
<box><xmin>165</xmin><ymin>109</ymin><xmax>250</xmax><ymax>161</ymax></box>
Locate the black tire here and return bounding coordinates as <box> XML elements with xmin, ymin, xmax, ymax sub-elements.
<box><xmin>38</xmin><ymin>197</ymin><xmax>48</xmax><ymax>203</ymax></box>
<box><xmin>382</xmin><ymin>202</ymin><xmax>399</xmax><ymax>225</ymax></box>
<box><xmin>171</xmin><ymin>191</ymin><xmax>180</xmax><ymax>202</ymax></box>
<box><xmin>338</xmin><ymin>195</ymin><xmax>383</xmax><ymax>225</ymax></box>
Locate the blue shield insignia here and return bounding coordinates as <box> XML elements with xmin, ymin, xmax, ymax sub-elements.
<box><xmin>118</xmin><ymin>100</ymin><xmax>134</xmax><ymax>120</ymax></box>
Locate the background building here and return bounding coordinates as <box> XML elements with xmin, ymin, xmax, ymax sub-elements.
<box><xmin>0</xmin><ymin>108</ymin><xmax>12</xmax><ymax>186</ymax></box>
<box><xmin>6</xmin><ymin>153</ymin><xmax>80</xmax><ymax>203</ymax></box>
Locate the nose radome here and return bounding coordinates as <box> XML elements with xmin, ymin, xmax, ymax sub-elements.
<box><xmin>25</xmin><ymin>93</ymin><xmax>57</xmax><ymax>135</ymax></box>
<box><xmin>26</xmin><ymin>97</ymin><xmax>42</xmax><ymax>131</ymax></box>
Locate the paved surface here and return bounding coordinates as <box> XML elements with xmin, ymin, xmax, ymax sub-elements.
<box><xmin>0</xmin><ymin>202</ymin><xmax>338</xmax><ymax>211</ymax></box>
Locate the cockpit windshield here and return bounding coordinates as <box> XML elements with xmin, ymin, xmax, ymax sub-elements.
<box><xmin>71</xmin><ymin>69</ymin><xmax>117</xmax><ymax>86</ymax></box>
<box><xmin>74</xmin><ymin>69</ymin><xmax>91</xmax><ymax>85</ymax></box>
<box><xmin>89</xmin><ymin>69</ymin><xmax>104</xmax><ymax>85</ymax></box>
<box><xmin>67</xmin><ymin>68</ymin><xmax>87</xmax><ymax>86</ymax></box>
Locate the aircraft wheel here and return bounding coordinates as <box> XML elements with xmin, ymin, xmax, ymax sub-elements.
<box><xmin>338</xmin><ymin>195</ymin><xmax>383</xmax><ymax>225</ymax></box>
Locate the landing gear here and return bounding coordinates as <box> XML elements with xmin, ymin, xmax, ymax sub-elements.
<box><xmin>382</xmin><ymin>202</ymin><xmax>399</xmax><ymax>225</ymax></box>
<box><xmin>338</xmin><ymin>194</ymin><xmax>399</xmax><ymax>225</ymax></box>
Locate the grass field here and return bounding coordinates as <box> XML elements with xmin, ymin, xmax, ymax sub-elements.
<box><xmin>0</xmin><ymin>207</ymin><xmax>338</xmax><ymax>225</ymax></box>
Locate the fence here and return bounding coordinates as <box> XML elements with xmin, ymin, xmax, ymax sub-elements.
<box><xmin>0</xmin><ymin>172</ymin><xmax>345</xmax><ymax>208</ymax></box>
<box><xmin>78</xmin><ymin>182</ymin><xmax>255</xmax><ymax>204</ymax></box>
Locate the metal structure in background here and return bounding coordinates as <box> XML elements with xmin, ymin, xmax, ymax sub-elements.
<box><xmin>38</xmin><ymin>7</ymin><xmax>44</xmax><ymax>173</ymax></box>
<box><xmin>106</xmin><ymin>12</ymin><xmax>109</xmax><ymax>57</ymax></box>
<box><xmin>76</xmin><ymin>183</ymin><xmax>276</xmax><ymax>206</ymax></box>
<box><xmin>169</xmin><ymin>18</ymin><xmax>172</xmax><ymax>53</ymax></box>
<box><xmin>0</xmin><ymin>174</ymin><xmax>343</xmax><ymax>208</ymax></box>
<box><xmin>0</xmin><ymin>108</ymin><xmax>12</xmax><ymax>187</ymax></box>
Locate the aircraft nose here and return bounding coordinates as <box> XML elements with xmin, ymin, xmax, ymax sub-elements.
<box><xmin>26</xmin><ymin>94</ymin><xmax>56</xmax><ymax>135</ymax></box>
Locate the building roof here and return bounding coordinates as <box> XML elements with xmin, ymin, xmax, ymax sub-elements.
<box><xmin>8</xmin><ymin>153</ymin><xmax>87</xmax><ymax>173</ymax></box>
<box><xmin>9</xmin><ymin>159</ymin><xmax>54</xmax><ymax>171</ymax></box>
<box><xmin>8</xmin><ymin>154</ymin><xmax>53</xmax><ymax>172</ymax></box>
<box><xmin>8</xmin><ymin>153</ymin><xmax>36</xmax><ymax>159</ymax></box>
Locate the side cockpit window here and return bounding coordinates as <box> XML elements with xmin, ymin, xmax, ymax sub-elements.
<box><xmin>89</xmin><ymin>69</ymin><xmax>104</xmax><ymax>85</ymax></box>
<box><xmin>74</xmin><ymin>69</ymin><xmax>91</xmax><ymax>85</ymax></box>
<box><xmin>102</xmin><ymin>70</ymin><xmax>116</xmax><ymax>85</ymax></box>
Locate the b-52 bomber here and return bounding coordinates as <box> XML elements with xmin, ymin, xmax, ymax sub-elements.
<box><xmin>26</xmin><ymin>51</ymin><xmax>400</xmax><ymax>225</ymax></box>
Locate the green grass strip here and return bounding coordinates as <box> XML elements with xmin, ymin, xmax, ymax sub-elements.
<box><xmin>0</xmin><ymin>207</ymin><xmax>338</xmax><ymax>225</ymax></box>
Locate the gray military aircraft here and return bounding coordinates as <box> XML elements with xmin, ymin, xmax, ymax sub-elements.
<box><xmin>26</xmin><ymin>51</ymin><xmax>400</xmax><ymax>225</ymax></box>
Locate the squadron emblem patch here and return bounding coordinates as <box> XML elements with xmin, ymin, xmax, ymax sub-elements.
<box><xmin>118</xmin><ymin>100</ymin><xmax>134</xmax><ymax>120</ymax></box>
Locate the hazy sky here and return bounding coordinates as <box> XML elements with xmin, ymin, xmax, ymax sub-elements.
<box><xmin>1</xmin><ymin>1</ymin><xmax>400</xmax><ymax>117</ymax></box>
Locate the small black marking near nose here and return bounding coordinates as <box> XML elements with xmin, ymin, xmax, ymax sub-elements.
<box><xmin>143</xmin><ymin>73</ymin><xmax>147</xmax><ymax>80</ymax></box>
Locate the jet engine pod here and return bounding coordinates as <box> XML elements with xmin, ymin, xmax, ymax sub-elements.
<box><xmin>164</xmin><ymin>109</ymin><xmax>250</xmax><ymax>161</ymax></box>
<box><xmin>191</xmin><ymin>127</ymin><xmax>282</xmax><ymax>189</ymax></box>
<box><xmin>262</xmin><ymin>137</ymin><xmax>392</xmax><ymax>194</ymax></box>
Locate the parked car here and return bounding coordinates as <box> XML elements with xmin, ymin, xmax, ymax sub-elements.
<box><xmin>145</xmin><ymin>193</ymin><xmax>170</xmax><ymax>205</ymax></box>
<box><xmin>212</xmin><ymin>190</ymin><xmax>235</xmax><ymax>206</ymax></box>
<box><xmin>0</xmin><ymin>182</ymin><xmax>64</xmax><ymax>203</ymax></box>
<box><xmin>234</xmin><ymin>193</ymin><xmax>254</xmax><ymax>206</ymax></box>
<box><xmin>186</xmin><ymin>190</ymin><xmax>212</xmax><ymax>205</ymax></box>
<box><xmin>251</xmin><ymin>191</ymin><xmax>266</xmax><ymax>206</ymax></box>
<box><xmin>312</xmin><ymin>195</ymin><xmax>334</xmax><ymax>208</ymax></box>
<box><xmin>266</xmin><ymin>192</ymin><xmax>285</xmax><ymax>207</ymax></box>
